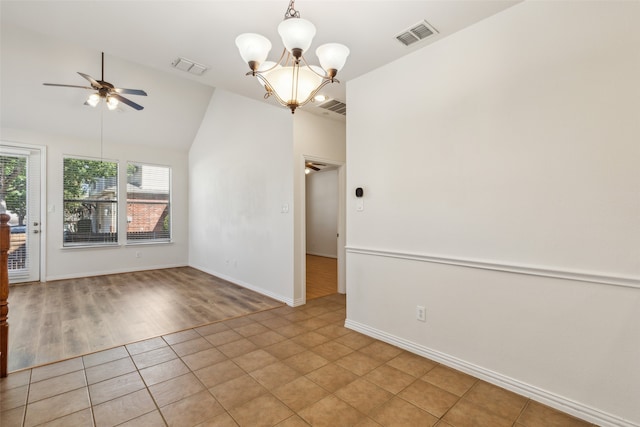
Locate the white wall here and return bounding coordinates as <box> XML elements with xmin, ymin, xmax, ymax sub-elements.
<box><xmin>1</xmin><ymin>127</ymin><xmax>190</xmax><ymax>280</ymax></box>
<box><xmin>305</xmin><ymin>169</ymin><xmax>338</xmax><ymax>258</ymax></box>
<box><xmin>293</xmin><ymin>111</ymin><xmax>346</xmax><ymax>304</ymax></box>
<box><xmin>188</xmin><ymin>89</ymin><xmax>295</xmax><ymax>304</ymax></box>
<box><xmin>346</xmin><ymin>1</ymin><xmax>640</xmax><ymax>426</ymax></box>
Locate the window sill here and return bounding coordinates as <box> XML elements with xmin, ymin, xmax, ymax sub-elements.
<box><xmin>61</xmin><ymin>243</ymin><xmax>121</xmax><ymax>250</ymax></box>
<box><xmin>125</xmin><ymin>240</ymin><xmax>173</xmax><ymax>247</ymax></box>
<box><xmin>61</xmin><ymin>241</ymin><xmax>174</xmax><ymax>249</ymax></box>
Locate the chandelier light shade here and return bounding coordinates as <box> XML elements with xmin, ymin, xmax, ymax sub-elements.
<box><xmin>235</xmin><ymin>0</ymin><xmax>349</xmax><ymax>113</ymax></box>
<box><xmin>277</xmin><ymin>18</ymin><xmax>316</xmax><ymax>54</ymax></box>
<box><xmin>316</xmin><ymin>43</ymin><xmax>350</xmax><ymax>77</ymax></box>
<box><xmin>235</xmin><ymin>33</ymin><xmax>272</xmax><ymax>68</ymax></box>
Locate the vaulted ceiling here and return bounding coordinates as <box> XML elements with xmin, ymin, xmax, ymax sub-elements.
<box><xmin>1</xmin><ymin>0</ymin><xmax>521</xmax><ymax>150</ymax></box>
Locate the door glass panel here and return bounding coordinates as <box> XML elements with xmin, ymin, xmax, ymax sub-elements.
<box><xmin>1</xmin><ymin>145</ymin><xmax>41</xmax><ymax>283</ymax></box>
<box><xmin>0</xmin><ymin>154</ymin><xmax>29</xmax><ymax>276</ymax></box>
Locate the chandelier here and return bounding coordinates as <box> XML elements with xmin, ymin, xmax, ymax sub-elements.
<box><xmin>235</xmin><ymin>0</ymin><xmax>349</xmax><ymax>114</ymax></box>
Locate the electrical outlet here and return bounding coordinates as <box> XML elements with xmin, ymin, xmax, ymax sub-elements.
<box><xmin>416</xmin><ymin>305</ymin><xmax>426</xmax><ymax>322</ymax></box>
<box><xmin>135</xmin><ymin>251</ymin><xmax>141</xmax><ymax>258</ymax></box>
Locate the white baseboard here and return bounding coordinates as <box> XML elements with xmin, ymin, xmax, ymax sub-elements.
<box><xmin>345</xmin><ymin>318</ymin><xmax>639</xmax><ymax>427</ymax></box>
<box><xmin>291</xmin><ymin>297</ymin><xmax>306</xmax><ymax>307</ymax></box>
<box><xmin>45</xmin><ymin>263</ymin><xmax>187</xmax><ymax>282</ymax></box>
<box><xmin>189</xmin><ymin>264</ymin><xmax>292</xmax><ymax>306</ymax></box>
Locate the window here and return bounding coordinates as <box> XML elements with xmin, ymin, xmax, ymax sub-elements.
<box><xmin>126</xmin><ymin>162</ymin><xmax>171</xmax><ymax>243</ymax></box>
<box><xmin>63</xmin><ymin>157</ymin><xmax>118</xmax><ymax>246</ymax></box>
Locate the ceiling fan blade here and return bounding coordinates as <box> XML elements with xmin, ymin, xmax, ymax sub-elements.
<box><xmin>110</xmin><ymin>93</ymin><xmax>144</xmax><ymax>111</ymax></box>
<box><xmin>113</xmin><ymin>88</ymin><xmax>148</xmax><ymax>96</ymax></box>
<box><xmin>307</xmin><ymin>165</ymin><xmax>321</xmax><ymax>171</ymax></box>
<box><xmin>43</xmin><ymin>83</ymin><xmax>93</xmax><ymax>90</ymax></box>
<box><xmin>78</xmin><ymin>72</ymin><xmax>102</xmax><ymax>88</ymax></box>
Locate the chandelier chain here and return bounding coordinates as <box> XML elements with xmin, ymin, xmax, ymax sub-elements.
<box><xmin>284</xmin><ymin>0</ymin><xmax>300</xmax><ymax>19</ymax></box>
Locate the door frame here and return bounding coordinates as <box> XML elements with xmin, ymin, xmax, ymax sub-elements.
<box><xmin>300</xmin><ymin>155</ymin><xmax>346</xmax><ymax>301</ymax></box>
<box><xmin>0</xmin><ymin>141</ymin><xmax>46</xmax><ymax>283</ymax></box>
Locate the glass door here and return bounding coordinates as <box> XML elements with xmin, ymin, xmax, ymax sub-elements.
<box><xmin>0</xmin><ymin>145</ymin><xmax>41</xmax><ymax>283</ymax></box>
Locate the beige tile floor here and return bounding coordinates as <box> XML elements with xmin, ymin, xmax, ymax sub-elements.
<box><xmin>1</xmin><ymin>294</ymin><xmax>596</xmax><ymax>427</ymax></box>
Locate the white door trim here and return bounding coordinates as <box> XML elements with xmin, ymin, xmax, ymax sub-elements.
<box><xmin>0</xmin><ymin>141</ymin><xmax>46</xmax><ymax>283</ymax></box>
<box><xmin>301</xmin><ymin>155</ymin><xmax>346</xmax><ymax>299</ymax></box>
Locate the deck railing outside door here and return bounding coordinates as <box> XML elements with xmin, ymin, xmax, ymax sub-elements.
<box><xmin>1</xmin><ymin>210</ymin><xmax>10</xmax><ymax>377</ymax></box>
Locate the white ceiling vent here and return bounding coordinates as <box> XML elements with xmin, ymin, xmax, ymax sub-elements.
<box><xmin>317</xmin><ymin>99</ymin><xmax>347</xmax><ymax>116</ymax></box>
<box><xmin>395</xmin><ymin>20</ymin><xmax>438</xmax><ymax>47</ymax></box>
<box><xmin>171</xmin><ymin>57</ymin><xmax>208</xmax><ymax>76</ymax></box>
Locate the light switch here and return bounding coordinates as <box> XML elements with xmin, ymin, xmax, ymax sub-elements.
<box><xmin>356</xmin><ymin>199</ymin><xmax>364</xmax><ymax>212</ymax></box>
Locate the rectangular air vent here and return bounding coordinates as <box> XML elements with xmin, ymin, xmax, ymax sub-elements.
<box><xmin>395</xmin><ymin>20</ymin><xmax>438</xmax><ymax>47</ymax></box>
<box><xmin>318</xmin><ymin>99</ymin><xmax>347</xmax><ymax>116</ymax></box>
<box><xmin>172</xmin><ymin>57</ymin><xmax>208</xmax><ymax>76</ymax></box>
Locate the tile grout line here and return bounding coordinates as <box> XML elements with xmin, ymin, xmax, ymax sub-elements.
<box><xmin>123</xmin><ymin>339</ymin><xmax>170</xmax><ymax>427</ymax></box>
<box><xmin>20</xmin><ymin>369</ymin><xmax>32</xmax><ymax>427</ymax></box>
<box><xmin>514</xmin><ymin>399</ymin><xmax>533</xmax><ymax>427</ymax></box>
<box><xmin>81</xmin><ymin>354</ymin><xmax>97</xmax><ymax>427</ymax></box>
<box><xmin>394</xmin><ymin>363</ymin><xmax>445</xmax><ymax>422</ymax></box>
<box><xmin>436</xmin><ymin>375</ymin><xmax>479</xmax><ymax>424</ymax></box>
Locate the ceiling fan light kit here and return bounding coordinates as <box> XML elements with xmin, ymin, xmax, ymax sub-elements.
<box><xmin>86</xmin><ymin>93</ymin><xmax>119</xmax><ymax>110</ymax></box>
<box><xmin>43</xmin><ymin>52</ymin><xmax>147</xmax><ymax>111</ymax></box>
<box><xmin>236</xmin><ymin>0</ymin><xmax>349</xmax><ymax>114</ymax></box>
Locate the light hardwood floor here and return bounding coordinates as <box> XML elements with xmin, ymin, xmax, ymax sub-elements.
<box><xmin>7</xmin><ymin>267</ymin><xmax>283</xmax><ymax>372</ymax></box>
<box><xmin>305</xmin><ymin>255</ymin><xmax>337</xmax><ymax>300</ymax></box>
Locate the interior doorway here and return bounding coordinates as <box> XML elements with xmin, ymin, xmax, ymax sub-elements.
<box><xmin>0</xmin><ymin>143</ymin><xmax>43</xmax><ymax>283</ymax></box>
<box><xmin>303</xmin><ymin>158</ymin><xmax>344</xmax><ymax>300</ymax></box>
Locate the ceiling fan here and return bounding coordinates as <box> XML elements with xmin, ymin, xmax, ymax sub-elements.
<box><xmin>306</xmin><ymin>162</ymin><xmax>327</xmax><ymax>171</ymax></box>
<box><xmin>305</xmin><ymin>162</ymin><xmax>327</xmax><ymax>174</ymax></box>
<box><xmin>43</xmin><ymin>52</ymin><xmax>147</xmax><ymax>111</ymax></box>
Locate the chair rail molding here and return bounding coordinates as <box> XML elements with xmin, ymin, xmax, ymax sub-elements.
<box><xmin>345</xmin><ymin>246</ymin><xmax>639</xmax><ymax>289</ymax></box>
